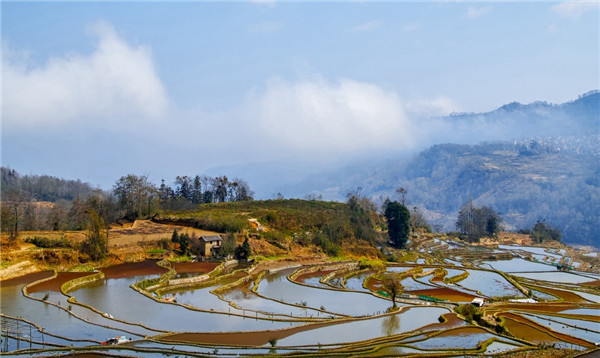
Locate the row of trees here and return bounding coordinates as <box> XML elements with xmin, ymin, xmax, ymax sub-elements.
<box><xmin>1</xmin><ymin>172</ymin><xmax>254</xmax><ymax>238</ymax></box>
<box><xmin>530</xmin><ymin>220</ymin><xmax>562</xmax><ymax>243</ymax></box>
<box><xmin>162</xmin><ymin>175</ymin><xmax>253</xmax><ymax>205</ymax></box>
<box><xmin>1</xmin><ymin>189</ymin><xmax>118</xmax><ymax>239</ymax></box>
<box><xmin>114</xmin><ymin>174</ymin><xmax>254</xmax><ymax>219</ymax></box>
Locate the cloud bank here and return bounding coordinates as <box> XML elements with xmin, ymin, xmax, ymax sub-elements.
<box><xmin>3</xmin><ymin>22</ymin><xmax>168</xmax><ymax>130</ymax></box>
<box><xmin>7</xmin><ymin>19</ymin><xmax>554</xmax><ymax>184</ymax></box>
<box><xmin>552</xmin><ymin>0</ymin><xmax>600</xmax><ymax>19</ymax></box>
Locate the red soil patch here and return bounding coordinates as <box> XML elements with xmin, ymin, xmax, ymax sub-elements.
<box><xmin>408</xmin><ymin>287</ymin><xmax>478</xmax><ymax>302</ymax></box>
<box><xmin>100</xmin><ymin>260</ymin><xmax>167</xmax><ymax>279</ymax></box>
<box><xmin>172</xmin><ymin>262</ymin><xmax>219</xmax><ymax>274</ymax></box>
<box><xmin>28</xmin><ymin>272</ymin><xmax>93</xmax><ymax>293</ymax></box>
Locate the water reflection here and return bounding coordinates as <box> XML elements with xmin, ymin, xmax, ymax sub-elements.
<box><xmin>381</xmin><ymin>312</ymin><xmax>400</xmax><ymax>336</ymax></box>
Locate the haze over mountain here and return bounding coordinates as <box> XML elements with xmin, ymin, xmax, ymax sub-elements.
<box><xmin>206</xmin><ymin>92</ymin><xmax>600</xmax><ymax>247</ymax></box>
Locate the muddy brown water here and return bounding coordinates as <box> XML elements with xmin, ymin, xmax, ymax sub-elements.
<box><xmin>28</xmin><ymin>272</ymin><xmax>93</xmax><ymax>293</ymax></box>
<box><xmin>0</xmin><ymin>271</ymin><xmax>53</xmax><ymax>287</ymax></box>
<box><xmin>99</xmin><ymin>260</ymin><xmax>167</xmax><ymax>279</ymax></box>
<box><xmin>408</xmin><ymin>287</ymin><xmax>478</xmax><ymax>302</ymax></box>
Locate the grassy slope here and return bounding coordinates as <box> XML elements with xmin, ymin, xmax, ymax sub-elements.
<box><xmin>155</xmin><ymin>199</ymin><xmax>385</xmax><ymax>257</ymax></box>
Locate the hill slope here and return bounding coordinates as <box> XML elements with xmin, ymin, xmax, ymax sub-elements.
<box><xmin>299</xmin><ymin>137</ymin><xmax>599</xmax><ymax>247</ymax></box>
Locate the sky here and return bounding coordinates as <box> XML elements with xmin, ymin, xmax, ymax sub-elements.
<box><xmin>2</xmin><ymin>1</ymin><xmax>599</xmax><ymax>191</ymax></box>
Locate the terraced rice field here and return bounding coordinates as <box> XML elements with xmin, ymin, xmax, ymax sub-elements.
<box><xmin>1</xmin><ymin>239</ymin><xmax>599</xmax><ymax>357</ymax></box>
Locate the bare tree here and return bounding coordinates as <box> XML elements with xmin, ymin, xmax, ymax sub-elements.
<box><xmin>396</xmin><ymin>187</ymin><xmax>407</xmax><ymax>206</ymax></box>
<box><xmin>381</xmin><ymin>273</ymin><xmax>403</xmax><ymax>309</ymax></box>
<box><xmin>1</xmin><ymin>188</ymin><xmax>31</xmax><ymax>241</ymax></box>
<box><xmin>113</xmin><ymin>174</ymin><xmax>159</xmax><ymax>219</ymax></box>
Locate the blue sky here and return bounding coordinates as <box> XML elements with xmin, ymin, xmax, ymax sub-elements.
<box><xmin>2</xmin><ymin>1</ymin><xmax>598</xmax><ymax>189</ymax></box>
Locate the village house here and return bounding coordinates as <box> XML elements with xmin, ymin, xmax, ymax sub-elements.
<box><xmin>200</xmin><ymin>235</ymin><xmax>222</xmax><ymax>257</ymax></box>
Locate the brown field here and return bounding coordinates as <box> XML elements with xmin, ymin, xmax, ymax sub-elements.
<box><xmin>108</xmin><ymin>220</ymin><xmax>220</xmax><ymax>250</ymax></box>
<box><xmin>0</xmin><ymin>220</ymin><xmax>221</xmax><ymax>281</ymax></box>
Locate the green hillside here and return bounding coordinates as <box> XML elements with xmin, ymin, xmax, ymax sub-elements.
<box><xmin>155</xmin><ymin>199</ymin><xmax>385</xmax><ymax>256</ymax></box>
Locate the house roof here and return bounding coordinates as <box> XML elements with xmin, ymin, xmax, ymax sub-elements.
<box><xmin>200</xmin><ymin>235</ymin><xmax>223</xmax><ymax>242</ymax></box>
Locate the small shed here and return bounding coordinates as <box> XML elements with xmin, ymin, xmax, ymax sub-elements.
<box><xmin>471</xmin><ymin>297</ymin><xmax>486</xmax><ymax>307</ymax></box>
<box><xmin>200</xmin><ymin>235</ymin><xmax>222</xmax><ymax>257</ymax></box>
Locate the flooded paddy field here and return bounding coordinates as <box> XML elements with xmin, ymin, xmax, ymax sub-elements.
<box><xmin>2</xmin><ymin>240</ymin><xmax>600</xmax><ymax>357</ymax></box>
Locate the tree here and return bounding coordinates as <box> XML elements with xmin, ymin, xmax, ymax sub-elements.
<box><xmin>396</xmin><ymin>187</ymin><xmax>407</xmax><ymax>206</ymax></box>
<box><xmin>214</xmin><ymin>176</ymin><xmax>229</xmax><ymax>203</ymax></box>
<box><xmin>175</xmin><ymin>175</ymin><xmax>192</xmax><ymax>201</ymax></box>
<box><xmin>456</xmin><ymin>200</ymin><xmax>502</xmax><ymax>242</ymax></box>
<box><xmin>192</xmin><ymin>175</ymin><xmax>203</xmax><ymax>204</ymax></box>
<box><xmin>170</xmin><ymin>229</ymin><xmax>189</xmax><ymax>255</ymax></box>
<box><xmin>81</xmin><ymin>209</ymin><xmax>108</xmax><ymax>261</ymax></box>
<box><xmin>1</xmin><ymin>188</ymin><xmax>31</xmax><ymax>241</ymax></box>
<box><xmin>384</xmin><ymin>201</ymin><xmax>410</xmax><ymax>248</ymax></box>
<box><xmin>232</xmin><ymin>178</ymin><xmax>254</xmax><ymax>202</ymax></box>
<box><xmin>158</xmin><ymin>179</ymin><xmax>174</xmax><ymax>205</ymax></box>
<box><xmin>410</xmin><ymin>206</ymin><xmax>431</xmax><ymax>233</ymax></box>
<box><xmin>531</xmin><ymin>220</ymin><xmax>561</xmax><ymax>243</ymax></box>
<box><xmin>456</xmin><ymin>199</ymin><xmax>477</xmax><ymax>242</ymax></box>
<box><xmin>113</xmin><ymin>174</ymin><xmax>159</xmax><ymax>219</ymax></box>
<box><xmin>67</xmin><ymin>199</ymin><xmax>89</xmax><ymax>230</ymax></box>
<box><xmin>234</xmin><ymin>237</ymin><xmax>251</xmax><ymax>261</ymax></box>
<box><xmin>381</xmin><ymin>273</ymin><xmax>403</xmax><ymax>309</ymax></box>
<box><xmin>178</xmin><ymin>233</ymin><xmax>190</xmax><ymax>255</ymax></box>
<box><xmin>217</xmin><ymin>233</ymin><xmax>236</xmax><ymax>258</ymax></box>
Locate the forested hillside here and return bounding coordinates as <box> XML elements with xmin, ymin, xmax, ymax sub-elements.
<box><xmin>324</xmin><ymin>137</ymin><xmax>599</xmax><ymax>247</ymax></box>
<box><xmin>1</xmin><ymin>167</ymin><xmax>98</xmax><ymax>201</ymax></box>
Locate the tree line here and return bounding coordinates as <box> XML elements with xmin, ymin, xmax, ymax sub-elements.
<box><xmin>1</xmin><ymin>171</ymin><xmax>254</xmax><ymax>240</ymax></box>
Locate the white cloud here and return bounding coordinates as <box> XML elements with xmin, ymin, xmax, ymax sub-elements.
<box><xmin>403</xmin><ymin>96</ymin><xmax>460</xmax><ymax>119</ymax></box>
<box><xmin>349</xmin><ymin>20</ymin><xmax>382</xmax><ymax>32</ymax></box>
<box><xmin>234</xmin><ymin>77</ymin><xmax>458</xmax><ymax>157</ymax></box>
<box><xmin>547</xmin><ymin>23</ymin><xmax>559</xmax><ymax>34</ymax></box>
<box><xmin>465</xmin><ymin>6</ymin><xmax>493</xmax><ymax>19</ymax></box>
<box><xmin>248</xmin><ymin>21</ymin><xmax>283</xmax><ymax>34</ymax></box>
<box><xmin>552</xmin><ymin>0</ymin><xmax>600</xmax><ymax>19</ymax></box>
<box><xmin>249</xmin><ymin>0</ymin><xmax>277</xmax><ymax>7</ymax></box>
<box><xmin>2</xmin><ymin>21</ymin><xmax>168</xmax><ymax>130</ymax></box>
<box><xmin>402</xmin><ymin>22</ymin><xmax>421</xmax><ymax>32</ymax></box>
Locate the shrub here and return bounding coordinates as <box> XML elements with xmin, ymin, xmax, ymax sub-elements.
<box><xmin>25</xmin><ymin>236</ymin><xmax>71</xmax><ymax>248</ymax></box>
<box><xmin>313</xmin><ymin>233</ymin><xmax>340</xmax><ymax>257</ymax></box>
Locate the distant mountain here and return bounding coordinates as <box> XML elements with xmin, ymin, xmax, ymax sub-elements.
<box><xmin>444</xmin><ymin>90</ymin><xmax>599</xmax><ymax>139</ymax></box>
<box><xmin>291</xmin><ymin>137</ymin><xmax>599</xmax><ymax>246</ymax></box>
